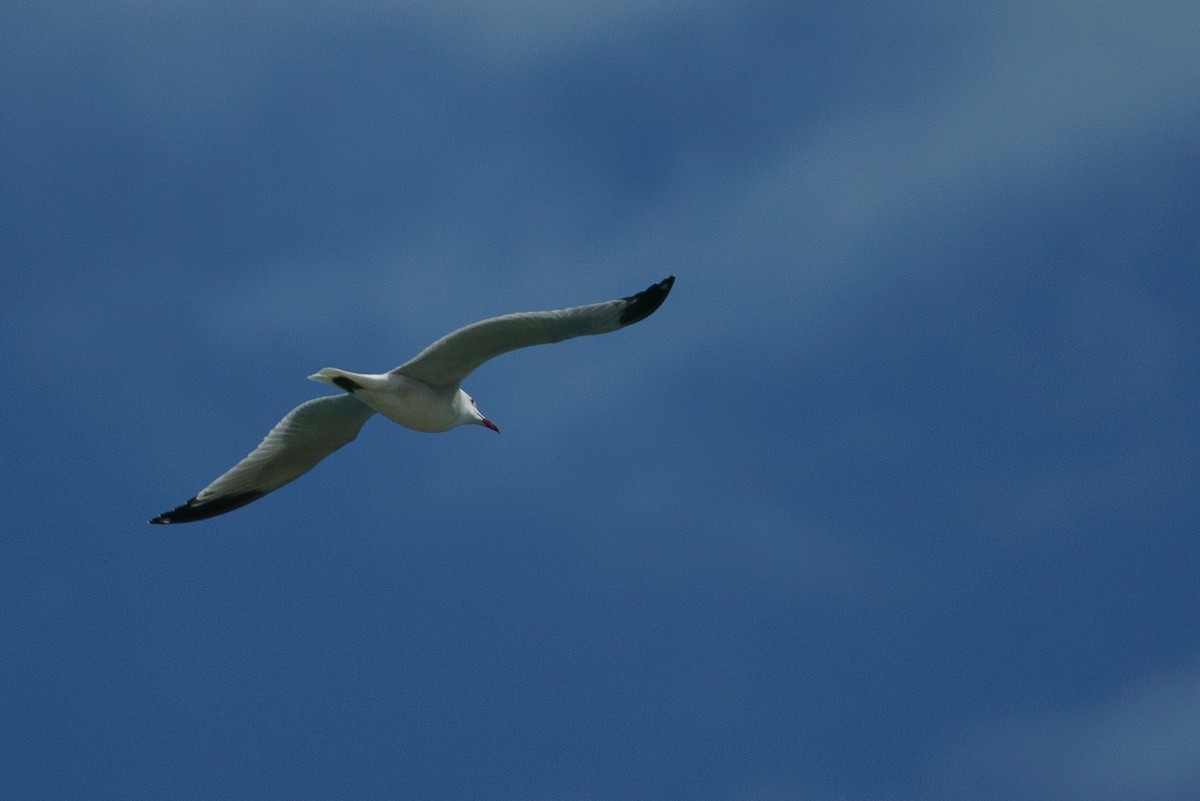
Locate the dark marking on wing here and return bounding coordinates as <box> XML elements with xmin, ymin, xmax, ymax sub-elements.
<box><xmin>618</xmin><ymin>275</ymin><xmax>675</xmax><ymax>326</ymax></box>
<box><xmin>149</xmin><ymin>490</ymin><xmax>266</xmax><ymax>524</ymax></box>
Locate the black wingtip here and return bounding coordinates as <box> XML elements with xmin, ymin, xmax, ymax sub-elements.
<box><xmin>149</xmin><ymin>490</ymin><xmax>266</xmax><ymax>525</ymax></box>
<box><xmin>619</xmin><ymin>275</ymin><xmax>675</xmax><ymax>326</ymax></box>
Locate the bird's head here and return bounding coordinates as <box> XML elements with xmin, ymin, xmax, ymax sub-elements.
<box><xmin>457</xmin><ymin>389</ymin><xmax>499</xmax><ymax>433</ymax></box>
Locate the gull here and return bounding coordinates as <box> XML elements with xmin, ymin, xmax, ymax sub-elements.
<box><xmin>150</xmin><ymin>276</ymin><xmax>674</xmax><ymax>524</ymax></box>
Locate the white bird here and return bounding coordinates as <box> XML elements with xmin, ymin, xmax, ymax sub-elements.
<box><xmin>150</xmin><ymin>276</ymin><xmax>675</xmax><ymax>524</ymax></box>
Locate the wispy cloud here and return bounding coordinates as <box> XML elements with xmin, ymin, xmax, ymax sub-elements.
<box><xmin>932</xmin><ymin>661</ymin><xmax>1200</xmax><ymax>800</ymax></box>
<box><xmin>631</xmin><ymin>1</ymin><xmax>1200</xmax><ymax>297</ymax></box>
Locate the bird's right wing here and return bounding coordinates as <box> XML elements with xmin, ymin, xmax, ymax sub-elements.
<box><xmin>150</xmin><ymin>394</ymin><xmax>376</xmax><ymax>524</ymax></box>
<box><xmin>391</xmin><ymin>276</ymin><xmax>674</xmax><ymax>388</ymax></box>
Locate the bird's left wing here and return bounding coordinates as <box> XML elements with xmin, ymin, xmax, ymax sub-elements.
<box><xmin>150</xmin><ymin>394</ymin><xmax>376</xmax><ymax>524</ymax></box>
<box><xmin>392</xmin><ymin>276</ymin><xmax>674</xmax><ymax>388</ymax></box>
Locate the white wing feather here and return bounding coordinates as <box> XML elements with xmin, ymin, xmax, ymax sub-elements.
<box><xmin>392</xmin><ymin>276</ymin><xmax>674</xmax><ymax>387</ymax></box>
<box><xmin>151</xmin><ymin>394</ymin><xmax>376</xmax><ymax>523</ymax></box>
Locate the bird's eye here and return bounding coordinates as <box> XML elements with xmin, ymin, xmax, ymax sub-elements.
<box><xmin>470</xmin><ymin>398</ymin><xmax>477</xmax><ymax>406</ymax></box>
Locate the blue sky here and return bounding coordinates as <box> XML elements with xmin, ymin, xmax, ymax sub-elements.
<box><xmin>3</xmin><ymin>1</ymin><xmax>1199</xmax><ymax>798</ymax></box>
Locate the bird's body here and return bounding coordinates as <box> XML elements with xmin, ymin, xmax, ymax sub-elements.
<box><xmin>308</xmin><ymin>369</ymin><xmax>469</xmax><ymax>433</ymax></box>
<box><xmin>150</xmin><ymin>276</ymin><xmax>674</xmax><ymax>524</ymax></box>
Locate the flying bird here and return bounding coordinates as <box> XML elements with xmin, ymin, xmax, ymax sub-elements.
<box><xmin>150</xmin><ymin>276</ymin><xmax>675</xmax><ymax>524</ymax></box>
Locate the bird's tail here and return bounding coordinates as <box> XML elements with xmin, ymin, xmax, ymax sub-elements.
<box><xmin>308</xmin><ymin>368</ymin><xmax>367</xmax><ymax>393</ymax></box>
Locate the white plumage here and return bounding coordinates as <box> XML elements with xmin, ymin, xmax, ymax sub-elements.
<box><xmin>150</xmin><ymin>276</ymin><xmax>674</xmax><ymax>523</ymax></box>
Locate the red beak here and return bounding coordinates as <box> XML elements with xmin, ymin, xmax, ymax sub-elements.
<box><xmin>482</xmin><ymin>418</ymin><xmax>500</xmax><ymax>433</ymax></box>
